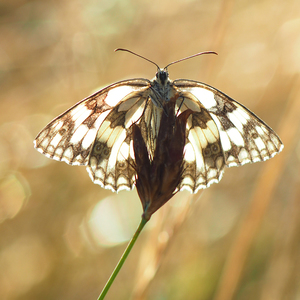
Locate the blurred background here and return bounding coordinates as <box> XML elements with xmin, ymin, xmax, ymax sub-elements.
<box><xmin>0</xmin><ymin>0</ymin><xmax>299</xmax><ymax>299</ymax></box>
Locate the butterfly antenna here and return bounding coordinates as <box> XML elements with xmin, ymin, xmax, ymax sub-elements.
<box><xmin>115</xmin><ymin>48</ymin><xmax>160</xmax><ymax>70</ymax></box>
<box><xmin>164</xmin><ymin>51</ymin><xmax>218</xmax><ymax>69</ymax></box>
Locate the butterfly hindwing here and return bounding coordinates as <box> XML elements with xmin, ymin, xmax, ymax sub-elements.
<box><xmin>179</xmin><ymin>106</ymin><xmax>225</xmax><ymax>193</ymax></box>
<box><xmin>87</xmin><ymin>92</ymin><xmax>150</xmax><ymax>191</ymax></box>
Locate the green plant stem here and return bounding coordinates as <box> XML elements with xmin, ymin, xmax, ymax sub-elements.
<box><xmin>97</xmin><ymin>217</ymin><xmax>148</xmax><ymax>300</ymax></box>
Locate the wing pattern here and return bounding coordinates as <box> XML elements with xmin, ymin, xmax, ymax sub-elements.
<box><xmin>173</xmin><ymin>79</ymin><xmax>283</xmax><ymax>193</ymax></box>
<box><xmin>34</xmin><ymin>79</ymin><xmax>153</xmax><ymax>192</ymax></box>
<box><xmin>34</xmin><ymin>77</ymin><xmax>283</xmax><ymax>194</ymax></box>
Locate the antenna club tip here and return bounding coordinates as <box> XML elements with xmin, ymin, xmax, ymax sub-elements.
<box><xmin>205</xmin><ymin>51</ymin><xmax>218</xmax><ymax>55</ymax></box>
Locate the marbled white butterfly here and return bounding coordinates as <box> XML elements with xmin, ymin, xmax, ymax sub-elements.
<box><xmin>34</xmin><ymin>49</ymin><xmax>283</xmax><ymax>193</ymax></box>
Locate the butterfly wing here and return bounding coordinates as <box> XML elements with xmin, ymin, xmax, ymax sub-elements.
<box><xmin>173</xmin><ymin>79</ymin><xmax>283</xmax><ymax>193</ymax></box>
<box><xmin>34</xmin><ymin>79</ymin><xmax>152</xmax><ymax>192</ymax></box>
<box><xmin>34</xmin><ymin>76</ymin><xmax>283</xmax><ymax>194</ymax></box>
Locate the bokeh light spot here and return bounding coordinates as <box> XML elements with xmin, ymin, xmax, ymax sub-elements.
<box><xmin>88</xmin><ymin>191</ymin><xmax>141</xmax><ymax>247</ymax></box>
<box><xmin>0</xmin><ymin>174</ymin><xmax>30</xmax><ymax>223</ymax></box>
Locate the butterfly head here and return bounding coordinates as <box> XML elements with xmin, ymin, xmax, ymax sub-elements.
<box><xmin>155</xmin><ymin>68</ymin><xmax>169</xmax><ymax>86</ymax></box>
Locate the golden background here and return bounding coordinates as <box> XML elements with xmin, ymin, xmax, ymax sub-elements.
<box><xmin>0</xmin><ymin>0</ymin><xmax>299</xmax><ymax>299</ymax></box>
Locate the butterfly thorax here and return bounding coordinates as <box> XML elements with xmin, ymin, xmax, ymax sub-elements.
<box><xmin>149</xmin><ymin>68</ymin><xmax>174</xmax><ymax>108</ymax></box>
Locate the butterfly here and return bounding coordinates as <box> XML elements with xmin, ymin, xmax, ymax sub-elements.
<box><xmin>34</xmin><ymin>48</ymin><xmax>283</xmax><ymax>194</ymax></box>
